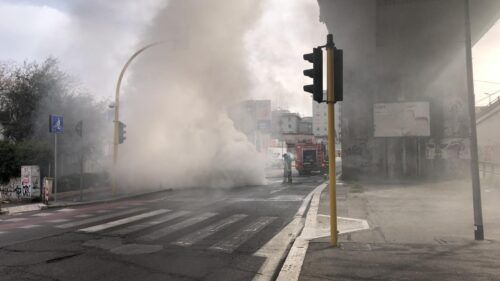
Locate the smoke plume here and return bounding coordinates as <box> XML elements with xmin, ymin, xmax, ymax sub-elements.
<box><xmin>117</xmin><ymin>0</ymin><xmax>266</xmax><ymax>189</ymax></box>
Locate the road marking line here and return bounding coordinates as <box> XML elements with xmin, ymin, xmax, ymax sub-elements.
<box><xmin>253</xmin><ymin>182</ymin><xmax>327</xmax><ymax>281</ymax></box>
<box><xmin>210</xmin><ymin>217</ymin><xmax>277</xmax><ymax>253</ymax></box>
<box><xmin>270</xmin><ymin>187</ymin><xmax>287</xmax><ymax>194</ymax></box>
<box><xmin>56</xmin><ymin>208</ymin><xmax>145</xmax><ymax>229</ymax></box>
<box><xmin>32</xmin><ymin>213</ymin><xmax>52</xmax><ymax>217</ymax></box>
<box><xmin>78</xmin><ymin>209</ymin><xmax>169</xmax><ymax>233</ymax></box>
<box><xmin>48</xmin><ymin>219</ymin><xmax>70</xmax><ymax>223</ymax></box>
<box><xmin>129</xmin><ymin>202</ymin><xmax>144</xmax><ymax>205</ymax></box>
<box><xmin>137</xmin><ymin>212</ymin><xmax>217</xmax><ymax>242</ymax></box>
<box><xmin>20</xmin><ymin>224</ymin><xmax>41</xmax><ymax>229</ymax></box>
<box><xmin>57</xmin><ymin>208</ymin><xmax>75</xmax><ymax>212</ymax></box>
<box><xmin>0</xmin><ymin>231</ymin><xmax>7</xmax><ymax>235</ymax></box>
<box><xmin>173</xmin><ymin>214</ymin><xmax>248</xmax><ymax>247</ymax></box>
<box><xmin>5</xmin><ymin>218</ymin><xmax>27</xmax><ymax>222</ymax></box>
<box><xmin>75</xmin><ymin>214</ymin><xmax>93</xmax><ymax>218</ymax></box>
<box><xmin>96</xmin><ymin>210</ymin><xmax>111</xmax><ymax>214</ymax></box>
<box><xmin>110</xmin><ymin>211</ymin><xmax>189</xmax><ymax>236</ymax></box>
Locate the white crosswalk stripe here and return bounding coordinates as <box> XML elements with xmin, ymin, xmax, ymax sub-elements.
<box><xmin>172</xmin><ymin>214</ymin><xmax>248</xmax><ymax>247</ymax></box>
<box><xmin>56</xmin><ymin>208</ymin><xmax>145</xmax><ymax>229</ymax></box>
<box><xmin>20</xmin><ymin>224</ymin><xmax>41</xmax><ymax>229</ymax></box>
<box><xmin>78</xmin><ymin>209</ymin><xmax>169</xmax><ymax>233</ymax></box>
<box><xmin>48</xmin><ymin>219</ymin><xmax>70</xmax><ymax>223</ymax></box>
<box><xmin>109</xmin><ymin>210</ymin><xmax>190</xmax><ymax>236</ymax></box>
<box><xmin>75</xmin><ymin>214</ymin><xmax>93</xmax><ymax>218</ymax></box>
<box><xmin>5</xmin><ymin>218</ymin><xmax>27</xmax><ymax>222</ymax></box>
<box><xmin>57</xmin><ymin>208</ymin><xmax>75</xmax><ymax>212</ymax></box>
<box><xmin>32</xmin><ymin>213</ymin><xmax>53</xmax><ymax>217</ymax></box>
<box><xmin>137</xmin><ymin>212</ymin><xmax>217</xmax><ymax>242</ymax></box>
<box><xmin>209</xmin><ymin>217</ymin><xmax>277</xmax><ymax>253</ymax></box>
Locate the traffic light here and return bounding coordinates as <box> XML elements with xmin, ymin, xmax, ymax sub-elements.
<box><xmin>303</xmin><ymin>47</ymin><xmax>323</xmax><ymax>103</ymax></box>
<box><xmin>118</xmin><ymin>121</ymin><xmax>126</xmax><ymax>144</ymax></box>
<box><xmin>334</xmin><ymin>48</ymin><xmax>343</xmax><ymax>103</ymax></box>
<box><xmin>75</xmin><ymin>120</ymin><xmax>83</xmax><ymax>137</ymax></box>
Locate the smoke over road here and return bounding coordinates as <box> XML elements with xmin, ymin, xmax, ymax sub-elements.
<box><xmin>117</xmin><ymin>0</ymin><xmax>267</xmax><ymax>189</ymax></box>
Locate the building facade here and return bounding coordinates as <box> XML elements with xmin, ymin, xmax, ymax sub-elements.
<box><xmin>317</xmin><ymin>0</ymin><xmax>500</xmax><ymax>180</ymax></box>
<box><xmin>228</xmin><ymin>100</ymin><xmax>272</xmax><ymax>153</ymax></box>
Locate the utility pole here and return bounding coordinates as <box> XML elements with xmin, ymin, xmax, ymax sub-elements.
<box><xmin>464</xmin><ymin>0</ymin><xmax>484</xmax><ymax>240</ymax></box>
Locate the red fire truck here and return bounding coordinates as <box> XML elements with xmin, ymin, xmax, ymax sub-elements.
<box><xmin>294</xmin><ymin>142</ymin><xmax>328</xmax><ymax>175</ymax></box>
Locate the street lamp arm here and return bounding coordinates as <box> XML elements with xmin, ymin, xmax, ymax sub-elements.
<box><xmin>114</xmin><ymin>41</ymin><xmax>164</xmax><ymax>114</ymax></box>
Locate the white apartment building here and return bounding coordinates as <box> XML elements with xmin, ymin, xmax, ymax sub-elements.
<box><xmin>312</xmin><ymin>96</ymin><xmax>341</xmax><ymax>142</ymax></box>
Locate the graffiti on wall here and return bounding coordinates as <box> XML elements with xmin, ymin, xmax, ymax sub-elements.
<box><xmin>426</xmin><ymin>138</ymin><xmax>470</xmax><ymax>160</ymax></box>
<box><xmin>0</xmin><ymin>166</ymin><xmax>40</xmax><ymax>201</ymax></box>
<box><xmin>0</xmin><ymin>178</ymin><xmax>23</xmax><ymax>200</ymax></box>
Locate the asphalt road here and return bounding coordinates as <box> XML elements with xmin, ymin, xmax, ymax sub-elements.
<box><xmin>0</xmin><ymin>173</ymin><xmax>324</xmax><ymax>281</ymax></box>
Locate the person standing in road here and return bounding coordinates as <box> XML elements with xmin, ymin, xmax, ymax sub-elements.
<box><xmin>283</xmin><ymin>153</ymin><xmax>293</xmax><ymax>184</ymax></box>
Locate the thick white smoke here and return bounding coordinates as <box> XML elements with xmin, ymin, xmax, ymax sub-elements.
<box><xmin>117</xmin><ymin>0</ymin><xmax>266</xmax><ymax>188</ymax></box>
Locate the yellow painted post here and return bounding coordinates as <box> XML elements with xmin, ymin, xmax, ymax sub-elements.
<box><xmin>326</xmin><ymin>35</ymin><xmax>338</xmax><ymax>246</ymax></box>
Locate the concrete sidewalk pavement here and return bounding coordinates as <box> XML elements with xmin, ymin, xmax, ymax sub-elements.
<box><xmin>298</xmin><ymin>180</ymin><xmax>500</xmax><ymax>280</ymax></box>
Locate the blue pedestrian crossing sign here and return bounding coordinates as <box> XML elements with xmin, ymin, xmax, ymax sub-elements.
<box><xmin>49</xmin><ymin>115</ymin><xmax>64</xmax><ymax>133</ymax></box>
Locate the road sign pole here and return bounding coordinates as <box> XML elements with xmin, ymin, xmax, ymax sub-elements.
<box><xmin>54</xmin><ymin>133</ymin><xmax>58</xmax><ymax>202</ymax></box>
<box><xmin>326</xmin><ymin>34</ymin><xmax>338</xmax><ymax>246</ymax></box>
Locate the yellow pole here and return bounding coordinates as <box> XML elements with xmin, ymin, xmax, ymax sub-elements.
<box><xmin>326</xmin><ymin>37</ymin><xmax>338</xmax><ymax>246</ymax></box>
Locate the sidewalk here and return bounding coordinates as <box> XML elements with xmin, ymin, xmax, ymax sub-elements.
<box><xmin>298</xmin><ymin>180</ymin><xmax>500</xmax><ymax>280</ymax></box>
<box><xmin>0</xmin><ymin>186</ymin><xmax>167</xmax><ymax>215</ymax></box>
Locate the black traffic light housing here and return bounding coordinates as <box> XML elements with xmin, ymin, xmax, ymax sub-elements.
<box><xmin>118</xmin><ymin>121</ymin><xmax>126</xmax><ymax>144</ymax></box>
<box><xmin>333</xmin><ymin>48</ymin><xmax>343</xmax><ymax>103</ymax></box>
<box><xmin>75</xmin><ymin>120</ymin><xmax>83</xmax><ymax>137</ymax></box>
<box><xmin>303</xmin><ymin>47</ymin><xmax>323</xmax><ymax>103</ymax></box>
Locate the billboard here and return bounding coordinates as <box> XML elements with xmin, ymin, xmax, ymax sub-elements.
<box><xmin>374</xmin><ymin>102</ymin><xmax>430</xmax><ymax>137</ymax></box>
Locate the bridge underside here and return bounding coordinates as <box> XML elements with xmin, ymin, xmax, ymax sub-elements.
<box><xmin>318</xmin><ymin>0</ymin><xmax>500</xmax><ymax>181</ymax></box>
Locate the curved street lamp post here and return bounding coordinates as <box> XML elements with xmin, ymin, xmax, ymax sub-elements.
<box><xmin>112</xmin><ymin>42</ymin><xmax>164</xmax><ymax>195</ymax></box>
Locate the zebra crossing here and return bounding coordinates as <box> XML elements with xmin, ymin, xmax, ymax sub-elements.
<box><xmin>0</xmin><ymin>203</ymin><xmax>280</xmax><ymax>254</ymax></box>
<box><xmin>77</xmin><ymin>209</ymin><xmax>277</xmax><ymax>254</ymax></box>
<box><xmin>67</xmin><ymin>208</ymin><xmax>278</xmax><ymax>254</ymax></box>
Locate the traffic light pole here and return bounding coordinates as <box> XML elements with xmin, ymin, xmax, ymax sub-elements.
<box><xmin>112</xmin><ymin>42</ymin><xmax>163</xmax><ymax>195</ymax></box>
<box><xmin>326</xmin><ymin>34</ymin><xmax>338</xmax><ymax>246</ymax></box>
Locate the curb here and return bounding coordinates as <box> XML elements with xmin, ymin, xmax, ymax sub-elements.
<box><xmin>0</xmin><ymin>188</ymin><xmax>171</xmax><ymax>215</ymax></box>
<box><xmin>0</xmin><ymin>203</ymin><xmax>47</xmax><ymax>215</ymax></box>
<box><xmin>276</xmin><ymin>182</ymin><xmax>328</xmax><ymax>281</ymax></box>
<box><xmin>252</xmin><ymin>181</ymin><xmax>328</xmax><ymax>281</ymax></box>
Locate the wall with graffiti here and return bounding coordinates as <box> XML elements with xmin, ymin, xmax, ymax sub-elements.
<box><xmin>0</xmin><ymin>166</ymin><xmax>41</xmax><ymax>201</ymax></box>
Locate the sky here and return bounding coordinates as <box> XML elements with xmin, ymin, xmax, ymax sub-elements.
<box><xmin>0</xmin><ymin>0</ymin><xmax>499</xmax><ymax>114</ymax></box>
